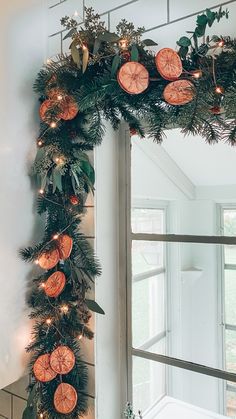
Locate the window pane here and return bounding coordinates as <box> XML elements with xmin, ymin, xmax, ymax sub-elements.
<box><xmin>225</xmin><ymin>270</ymin><xmax>236</xmax><ymax>325</ymax></box>
<box><xmin>224</xmin><ymin>211</ymin><xmax>236</xmax><ymax>236</ymax></box>
<box><xmin>132</xmin><ymin>208</ymin><xmax>164</xmax><ymax>234</ymax></box>
<box><xmin>132</xmin><ymin>356</ymin><xmax>233</xmax><ymax>417</ymax></box>
<box><xmin>226</xmin><ymin>330</ymin><xmax>236</xmax><ymax>373</ymax></box>
<box><xmin>132</xmin><ymin>273</ymin><xmax>165</xmax><ymax>348</ymax></box>
<box><xmin>132</xmin><ymin>240</ymin><xmax>164</xmax><ymax>275</ymax></box>
<box><xmin>227</xmin><ymin>390</ymin><xmax>236</xmax><ymax>417</ymax></box>
<box><xmin>133</xmin><ymin>355</ymin><xmax>165</xmax><ymax>413</ymax></box>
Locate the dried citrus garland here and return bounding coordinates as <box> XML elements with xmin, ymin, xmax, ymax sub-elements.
<box><xmin>21</xmin><ymin>6</ymin><xmax>235</xmax><ymax>419</ymax></box>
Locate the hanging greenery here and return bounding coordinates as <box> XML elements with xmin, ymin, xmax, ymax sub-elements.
<box><xmin>22</xmin><ymin>6</ymin><xmax>235</xmax><ymax>418</ymax></box>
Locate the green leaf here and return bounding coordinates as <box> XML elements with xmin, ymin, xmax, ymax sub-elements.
<box><xmin>206</xmin><ymin>9</ymin><xmax>216</xmax><ymax>26</ymax></box>
<box><xmin>131</xmin><ymin>44</ymin><xmax>139</xmax><ymax>62</ymax></box>
<box><xmin>52</xmin><ymin>169</ymin><xmax>62</xmax><ymax>192</ymax></box>
<box><xmin>178</xmin><ymin>46</ymin><xmax>189</xmax><ymax>58</ymax></box>
<box><xmin>93</xmin><ymin>38</ymin><xmax>101</xmax><ymax>55</ymax></box>
<box><xmin>80</xmin><ymin>160</ymin><xmax>95</xmax><ymax>185</ymax></box>
<box><xmin>71</xmin><ymin>43</ymin><xmax>81</xmax><ymax>68</ymax></box>
<box><xmin>82</xmin><ymin>47</ymin><xmax>89</xmax><ymax>73</ymax></box>
<box><xmin>27</xmin><ymin>385</ymin><xmax>37</xmax><ymax>408</ymax></box>
<box><xmin>195</xmin><ymin>25</ymin><xmax>206</xmax><ymax>37</ymax></box>
<box><xmin>111</xmin><ymin>54</ymin><xmax>121</xmax><ymax>77</ymax></box>
<box><xmin>34</xmin><ymin>147</ymin><xmax>45</xmax><ymax>163</ymax></box>
<box><xmin>98</xmin><ymin>31</ymin><xmax>120</xmax><ymax>43</ymax></box>
<box><xmin>177</xmin><ymin>36</ymin><xmax>191</xmax><ymax>47</ymax></box>
<box><xmin>22</xmin><ymin>407</ymin><xmax>37</xmax><ymax>419</ymax></box>
<box><xmin>85</xmin><ymin>299</ymin><xmax>105</xmax><ymax>315</ymax></box>
<box><xmin>40</xmin><ymin>173</ymin><xmax>47</xmax><ymax>190</ymax></box>
<box><xmin>197</xmin><ymin>14</ymin><xmax>208</xmax><ymax>26</ymax></box>
<box><xmin>63</xmin><ymin>28</ymin><xmax>77</xmax><ymax>40</ymax></box>
<box><xmin>142</xmin><ymin>38</ymin><xmax>158</xmax><ymax>46</ymax></box>
<box><xmin>72</xmin><ymin>169</ymin><xmax>80</xmax><ymax>188</ymax></box>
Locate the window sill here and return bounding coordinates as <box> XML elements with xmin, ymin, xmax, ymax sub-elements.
<box><xmin>145</xmin><ymin>397</ymin><xmax>227</xmax><ymax>419</ymax></box>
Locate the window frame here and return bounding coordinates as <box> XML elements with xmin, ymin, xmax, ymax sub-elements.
<box><xmin>119</xmin><ymin>126</ymin><xmax>236</xmax><ymax>415</ymax></box>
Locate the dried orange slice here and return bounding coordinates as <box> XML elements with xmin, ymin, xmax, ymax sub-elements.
<box><xmin>117</xmin><ymin>62</ymin><xmax>149</xmax><ymax>94</ymax></box>
<box><xmin>163</xmin><ymin>79</ymin><xmax>195</xmax><ymax>105</ymax></box>
<box><xmin>58</xmin><ymin>235</ymin><xmax>73</xmax><ymax>260</ymax></box>
<box><xmin>54</xmin><ymin>383</ymin><xmax>77</xmax><ymax>414</ymax></box>
<box><xmin>33</xmin><ymin>354</ymin><xmax>57</xmax><ymax>382</ymax></box>
<box><xmin>58</xmin><ymin>96</ymin><xmax>79</xmax><ymax>120</ymax></box>
<box><xmin>39</xmin><ymin>99</ymin><xmax>55</xmax><ymax>122</ymax></box>
<box><xmin>44</xmin><ymin>271</ymin><xmax>66</xmax><ymax>298</ymax></box>
<box><xmin>155</xmin><ymin>48</ymin><xmax>182</xmax><ymax>81</ymax></box>
<box><xmin>50</xmin><ymin>346</ymin><xmax>75</xmax><ymax>375</ymax></box>
<box><xmin>38</xmin><ymin>249</ymin><xmax>60</xmax><ymax>270</ymax></box>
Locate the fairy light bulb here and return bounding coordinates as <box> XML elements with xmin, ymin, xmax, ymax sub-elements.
<box><xmin>37</xmin><ymin>139</ymin><xmax>43</xmax><ymax>147</ymax></box>
<box><xmin>218</xmin><ymin>40</ymin><xmax>224</xmax><ymax>47</ymax></box>
<box><xmin>39</xmin><ymin>189</ymin><xmax>44</xmax><ymax>195</ymax></box>
<box><xmin>35</xmin><ymin>259</ymin><xmax>39</xmax><ymax>265</ymax></box>
<box><xmin>50</xmin><ymin>121</ymin><xmax>57</xmax><ymax>129</ymax></box>
<box><xmin>78</xmin><ymin>333</ymin><xmax>83</xmax><ymax>340</ymax></box>
<box><xmin>40</xmin><ymin>282</ymin><xmax>46</xmax><ymax>289</ymax></box>
<box><xmin>60</xmin><ymin>304</ymin><xmax>69</xmax><ymax>314</ymax></box>
<box><xmin>53</xmin><ymin>234</ymin><xmax>59</xmax><ymax>240</ymax></box>
<box><xmin>57</xmin><ymin>94</ymin><xmax>63</xmax><ymax>101</ymax></box>
<box><xmin>192</xmin><ymin>70</ymin><xmax>202</xmax><ymax>79</ymax></box>
<box><xmin>215</xmin><ymin>86</ymin><xmax>224</xmax><ymax>94</ymax></box>
<box><xmin>46</xmin><ymin>58</ymin><xmax>51</xmax><ymax>65</ymax></box>
<box><xmin>39</xmin><ymin>414</ymin><xmax>44</xmax><ymax>418</ymax></box>
<box><xmin>45</xmin><ymin>318</ymin><xmax>52</xmax><ymax>325</ymax></box>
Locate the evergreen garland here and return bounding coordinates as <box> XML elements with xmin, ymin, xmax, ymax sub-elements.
<box><xmin>22</xmin><ymin>6</ymin><xmax>235</xmax><ymax>418</ymax></box>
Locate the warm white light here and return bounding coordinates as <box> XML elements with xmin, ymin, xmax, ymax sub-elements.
<box><xmin>46</xmin><ymin>58</ymin><xmax>51</xmax><ymax>65</ymax></box>
<box><xmin>40</xmin><ymin>283</ymin><xmax>46</xmax><ymax>289</ymax></box>
<box><xmin>218</xmin><ymin>40</ymin><xmax>224</xmax><ymax>47</ymax></box>
<box><xmin>50</xmin><ymin>121</ymin><xmax>57</xmax><ymax>128</ymax></box>
<box><xmin>35</xmin><ymin>259</ymin><xmax>39</xmax><ymax>265</ymax></box>
<box><xmin>57</xmin><ymin>94</ymin><xmax>63</xmax><ymax>101</ymax></box>
<box><xmin>60</xmin><ymin>305</ymin><xmax>69</xmax><ymax>314</ymax></box>
<box><xmin>40</xmin><ymin>414</ymin><xmax>44</xmax><ymax>419</ymax></box>
<box><xmin>53</xmin><ymin>234</ymin><xmax>59</xmax><ymax>240</ymax></box>
<box><xmin>45</xmin><ymin>318</ymin><xmax>52</xmax><ymax>325</ymax></box>
<box><xmin>37</xmin><ymin>139</ymin><xmax>43</xmax><ymax>147</ymax></box>
<box><xmin>78</xmin><ymin>334</ymin><xmax>83</xmax><ymax>340</ymax></box>
<box><xmin>39</xmin><ymin>189</ymin><xmax>44</xmax><ymax>195</ymax></box>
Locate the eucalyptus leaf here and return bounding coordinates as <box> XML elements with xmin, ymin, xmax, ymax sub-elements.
<box><xmin>178</xmin><ymin>46</ymin><xmax>189</xmax><ymax>58</ymax></box>
<box><xmin>80</xmin><ymin>160</ymin><xmax>95</xmax><ymax>184</ymax></box>
<box><xmin>142</xmin><ymin>38</ymin><xmax>158</xmax><ymax>46</ymax></box>
<box><xmin>40</xmin><ymin>173</ymin><xmax>47</xmax><ymax>190</ymax></box>
<box><xmin>197</xmin><ymin>14</ymin><xmax>208</xmax><ymax>26</ymax></box>
<box><xmin>63</xmin><ymin>28</ymin><xmax>77</xmax><ymax>40</ymax></box>
<box><xmin>35</xmin><ymin>147</ymin><xmax>45</xmax><ymax>163</ymax></box>
<box><xmin>111</xmin><ymin>54</ymin><xmax>121</xmax><ymax>77</ymax></box>
<box><xmin>195</xmin><ymin>25</ymin><xmax>206</xmax><ymax>37</ymax></box>
<box><xmin>27</xmin><ymin>385</ymin><xmax>37</xmax><ymax>408</ymax></box>
<box><xmin>71</xmin><ymin>43</ymin><xmax>81</xmax><ymax>68</ymax></box>
<box><xmin>82</xmin><ymin>47</ymin><xmax>89</xmax><ymax>73</ymax></box>
<box><xmin>93</xmin><ymin>38</ymin><xmax>101</xmax><ymax>55</ymax></box>
<box><xmin>85</xmin><ymin>299</ymin><xmax>105</xmax><ymax>315</ymax></box>
<box><xmin>72</xmin><ymin>169</ymin><xmax>80</xmax><ymax>188</ymax></box>
<box><xmin>52</xmin><ymin>169</ymin><xmax>62</xmax><ymax>192</ymax></box>
<box><xmin>131</xmin><ymin>44</ymin><xmax>139</xmax><ymax>62</ymax></box>
<box><xmin>22</xmin><ymin>407</ymin><xmax>37</xmax><ymax>419</ymax></box>
<box><xmin>177</xmin><ymin>36</ymin><xmax>191</xmax><ymax>47</ymax></box>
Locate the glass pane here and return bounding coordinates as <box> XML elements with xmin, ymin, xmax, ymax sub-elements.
<box><xmin>225</xmin><ymin>246</ymin><xmax>236</xmax><ymax>265</ymax></box>
<box><xmin>132</xmin><ymin>272</ymin><xmax>165</xmax><ymax>348</ymax></box>
<box><xmin>132</xmin><ymin>240</ymin><xmax>164</xmax><ymax>275</ymax></box>
<box><xmin>132</xmin><ymin>208</ymin><xmax>164</xmax><ymax>234</ymax></box>
<box><xmin>133</xmin><ymin>355</ymin><xmax>165</xmax><ymax>413</ymax></box>
<box><xmin>131</xmin><ymin>132</ymin><xmax>236</xmax><ymax>237</ymax></box>
<box><xmin>226</xmin><ymin>330</ymin><xmax>236</xmax><ymax>373</ymax></box>
<box><xmin>224</xmin><ymin>211</ymin><xmax>236</xmax><ymax>236</ymax></box>
<box><xmin>132</xmin><ymin>356</ymin><xmax>234</xmax><ymax>417</ymax></box>
<box><xmin>132</xmin><ymin>240</ymin><xmax>236</xmax><ymax>373</ymax></box>
<box><xmin>227</xmin><ymin>390</ymin><xmax>236</xmax><ymax>417</ymax></box>
<box><xmin>225</xmin><ymin>270</ymin><xmax>236</xmax><ymax>325</ymax></box>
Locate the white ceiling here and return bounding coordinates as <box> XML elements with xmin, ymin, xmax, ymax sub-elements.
<box><xmin>161</xmin><ymin>129</ymin><xmax>236</xmax><ymax>186</ymax></box>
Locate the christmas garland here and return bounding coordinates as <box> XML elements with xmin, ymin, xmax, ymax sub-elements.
<box><xmin>21</xmin><ymin>6</ymin><xmax>236</xmax><ymax>418</ymax></box>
